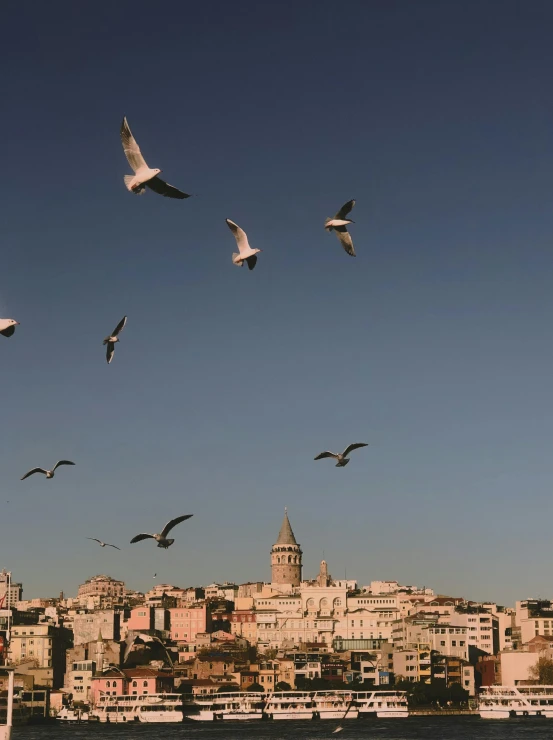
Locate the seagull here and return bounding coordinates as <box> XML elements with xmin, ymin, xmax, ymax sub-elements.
<box><xmin>314</xmin><ymin>443</ymin><xmax>368</xmax><ymax>467</ymax></box>
<box><xmin>0</xmin><ymin>319</ymin><xmax>19</xmax><ymax>338</ymax></box>
<box><xmin>333</xmin><ymin>727</ymin><xmax>343</xmax><ymax>734</ymax></box>
<box><xmin>226</xmin><ymin>219</ymin><xmax>262</xmax><ymax>270</ymax></box>
<box><xmin>121</xmin><ymin>117</ymin><xmax>190</xmax><ymax>199</ymax></box>
<box><xmin>130</xmin><ymin>515</ymin><xmax>193</xmax><ymax>549</ymax></box>
<box><xmin>325</xmin><ymin>199</ymin><xmax>356</xmax><ymax>256</ymax></box>
<box><xmin>153</xmin><ymin>573</ymin><xmax>157</xmax><ymax>579</ymax></box>
<box><xmin>21</xmin><ymin>460</ymin><xmax>75</xmax><ymax>480</ymax></box>
<box><xmin>87</xmin><ymin>538</ymin><xmax>121</xmax><ymax>550</ymax></box>
<box><xmin>103</xmin><ymin>316</ymin><xmax>127</xmax><ymax>364</ymax></box>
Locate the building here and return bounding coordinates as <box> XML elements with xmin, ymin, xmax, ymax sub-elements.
<box><xmin>64</xmin><ymin>659</ymin><xmax>96</xmax><ymax>703</ymax></box>
<box><xmin>73</xmin><ymin>610</ymin><xmax>121</xmax><ymax>646</ymax></box>
<box><xmin>271</xmin><ymin>509</ymin><xmax>302</xmax><ymax>588</ymax></box>
<box><xmin>427</xmin><ymin>625</ymin><xmax>469</xmax><ymax>660</ymax></box>
<box><xmin>76</xmin><ymin>575</ymin><xmax>125</xmax><ymax>607</ymax></box>
<box><xmin>230</xmin><ymin>610</ymin><xmax>257</xmax><ymax>643</ymax></box>
<box><xmin>170</xmin><ymin>603</ymin><xmax>211</xmax><ymax>643</ymax></box>
<box><xmin>91</xmin><ymin>668</ymin><xmax>174</xmax><ymax>705</ymax></box>
<box><xmin>9</xmin><ymin>623</ymin><xmax>72</xmax><ymax>688</ymax></box>
<box><xmin>0</xmin><ymin>570</ymin><xmax>22</xmax><ymax>608</ymax></box>
<box><xmin>515</xmin><ymin>599</ymin><xmax>553</xmax><ymax>644</ymax></box>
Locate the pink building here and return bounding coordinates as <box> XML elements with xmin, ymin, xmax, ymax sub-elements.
<box><xmin>125</xmin><ymin>606</ymin><xmax>154</xmax><ymax>632</ymax></box>
<box><xmin>170</xmin><ymin>604</ymin><xmax>211</xmax><ymax>643</ymax></box>
<box><xmin>91</xmin><ymin>668</ymin><xmax>174</xmax><ymax>705</ymax></box>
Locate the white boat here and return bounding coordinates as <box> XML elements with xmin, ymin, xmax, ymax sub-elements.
<box><xmin>352</xmin><ymin>690</ymin><xmax>409</xmax><ymax>718</ymax></box>
<box><xmin>90</xmin><ymin>693</ymin><xmax>183</xmax><ymax>723</ymax></box>
<box><xmin>312</xmin><ymin>690</ymin><xmax>358</xmax><ymax>720</ymax></box>
<box><xmin>479</xmin><ymin>685</ymin><xmax>553</xmax><ymax>719</ymax></box>
<box><xmin>263</xmin><ymin>691</ymin><xmax>316</xmax><ymax>720</ymax></box>
<box><xmin>186</xmin><ymin>692</ymin><xmax>265</xmax><ymax>721</ymax></box>
<box><xmin>56</xmin><ymin>706</ymin><xmax>89</xmax><ymax>722</ymax></box>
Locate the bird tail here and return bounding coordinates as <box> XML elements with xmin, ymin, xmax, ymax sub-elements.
<box><xmin>325</xmin><ymin>218</ymin><xmax>333</xmax><ymax>231</ymax></box>
<box><xmin>341</xmin><ymin>458</ymin><xmax>351</xmax><ymax>467</ymax></box>
<box><xmin>124</xmin><ymin>175</ymin><xmax>146</xmax><ymax>195</ymax></box>
<box><xmin>166</xmin><ymin>539</ymin><xmax>174</xmax><ymax>547</ymax></box>
<box><xmin>232</xmin><ymin>252</ymin><xmax>244</xmax><ymax>267</ymax></box>
<box><xmin>102</xmin><ymin>338</ymin><xmax>109</xmax><ymax>345</ymax></box>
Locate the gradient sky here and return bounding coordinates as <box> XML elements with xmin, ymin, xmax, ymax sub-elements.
<box><xmin>1</xmin><ymin>0</ymin><xmax>553</xmax><ymax>606</ymax></box>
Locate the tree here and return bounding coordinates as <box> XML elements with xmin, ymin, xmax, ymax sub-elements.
<box><xmin>529</xmin><ymin>656</ymin><xmax>553</xmax><ymax>685</ymax></box>
<box><xmin>247</xmin><ymin>682</ymin><xmax>264</xmax><ymax>692</ymax></box>
<box><xmin>275</xmin><ymin>681</ymin><xmax>291</xmax><ymax>691</ymax></box>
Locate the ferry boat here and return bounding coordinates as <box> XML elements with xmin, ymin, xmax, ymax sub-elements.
<box><xmin>312</xmin><ymin>690</ymin><xmax>358</xmax><ymax>720</ymax></box>
<box><xmin>185</xmin><ymin>692</ymin><xmax>265</xmax><ymax>721</ymax></box>
<box><xmin>352</xmin><ymin>690</ymin><xmax>409</xmax><ymax>718</ymax></box>
<box><xmin>56</xmin><ymin>706</ymin><xmax>89</xmax><ymax>723</ymax></box>
<box><xmin>90</xmin><ymin>693</ymin><xmax>183</xmax><ymax>723</ymax></box>
<box><xmin>479</xmin><ymin>685</ymin><xmax>553</xmax><ymax>719</ymax></box>
<box><xmin>263</xmin><ymin>691</ymin><xmax>316</xmax><ymax>720</ymax></box>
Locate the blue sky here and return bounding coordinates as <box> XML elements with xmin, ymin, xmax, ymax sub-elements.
<box><xmin>1</xmin><ymin>0</ymin><xmax>553</xmax><ymax>605</ymax></box>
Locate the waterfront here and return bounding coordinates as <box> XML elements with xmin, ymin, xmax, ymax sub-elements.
<box><xmin>13</xmin><ymin>718</ymin><xmax>553</xmax><ymax>740</ymax></box>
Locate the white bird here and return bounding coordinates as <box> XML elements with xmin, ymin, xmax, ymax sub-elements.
<box><xmin>226</xmin><ymin>219</ymin><xmax>262</xmax><ymax>270</ymax></box>
<box><xmin>0</xmin><ymin>319</ymin><xmax>19</xmax><ymax>338</ymax></box>
<box><xmin>130</xmin><ymin>515</ymin><xmax>193</xmax><ymax>549</ymax></box>
<box><xmin>103</xmin><ymin>316</ymin><xmax>127</xmax><ymax>364</ymax></box>
<box><xmin>325</xmin><ymin>199</ymin><xmax>356</xmax><ymax>256</ymax></box>
<box><xmin>314</xmin><ymin>443</ymin><xmax>368</xmax><ymax>467</ymax></box>
<box><xmin>121</xmin><ymin>117</ymin><xmax>190</xmax><ymax>199</ymax></box>
<box><xmin>87</xmin><ymin>538</ymin><xmax>121</xmax><ymax>550</ymax></box>
<box><xmin>333</xmin><ymin>727</ymin><xmax>343</xmax><ymax>734</ymax></box>
<box><xmin>21</xmin><ymin>460</ymin><xmax>75</xmax><ymax>480</ymax></box>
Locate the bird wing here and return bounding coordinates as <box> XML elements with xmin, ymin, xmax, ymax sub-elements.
<box><xmin>53</xmin><ymin>460</ymin><xmax>76</xmax><ymax>471</ymax></box>
<box><xmin>145</xmin><ymin>176</ymin><xmax>190</xmax><ymax>199</ymax></box>
<box><xmin>0</xmin><ymin>326</ymin><xmax>15</xmax><ymax>337</ymax></box>
<box><xmin>21</xmin><ymin>468</ymin><xmax>47</xmax><ymax>480</ymax></box>
<box><xmin>226</xmin><ymin>219</ymin><xmax>250</xmax><ymax>255</ymax></box>
<box><xmin>106</xmin><ymin>543</ymin><xmax>121</xmax><ymax>550</ymax></box>
<box><xmin>112</xmin><ymin>316</ymin><xmax>127</xmax><ymax>337</ymax></box>
<box><xmin>342</xmin><ymin>443</ymin><xmax>369</xmax><ymax>457</ymax></box>
<box><xmin>314</xmin><ymin>452</ymin><xmax>337</xmax><ymax>461</ymax></box>
<box><xmin>335</xmin><ymin>227</ymin><xmax>355</xmax><ymax>257</ymax></box>
<box><xmin>246</xmin><ymin>254</ymin><xmax>258</xmax><ymax>271</ymax></box>
<box><xmin>161</xmin><ymin>514</ymin><xmax>193</xmax><ymax>538</ymax></box>
<box><xmin>87</xmin><ymin>538</ymin><xmax>102</xmax><ymax>544</ymax></box>
<box><xmin>130</xmin><ymin>533</ymin><xmax>155</xmax><ymax>543</ymax></box>
<box><xmin>121</xmin><ymin>117</ymin><xmax>148</xmax><ymax>172</ymax></box>
<box><xmin>335</xmin><ymin>199</ymin><xmax>355</xmax><ymax>220</ymax></box>
<box><xmin>106</xmin><ymin>342</ymin><xmax>115</xmax><ymax>364</ymax></box>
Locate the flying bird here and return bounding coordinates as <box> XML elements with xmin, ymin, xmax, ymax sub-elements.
<box><xmin>87</xmin><ymin>538</ymin><xmax>121</xmax><ymax>550</ymax></box>
<box><xmin>314</xmin><ymin>443</ymin><xmax>368</xmax><ymax>467</ymax></box>
<box><xmin>103</xmin><ymin>316</ymin><xmax>127</xmax><ymax>364</ymax></box>
<box><xmin>333</xmin><ymin>728</ymin><xmax>343</xmax><ymax>734</ymax></box>
<box><xmin>0</xmin><ymin>319</ymin><xmax>19</xmax><ymax>337</ymax></box>
<box><xmin>130</xmin><ymin>515</ymin><xmax>193</xmax><ymax>549</ymax></box>
<box><xmin>226</xmin><ymin>219</ymin><xmax>262</xmax><ymax>270</ymax></box>
<box><xmin>21</xmin><ymin>460</ymin><xmax>75</xmax><ymax>480</ymax></box>
<box><xmin>325</xmin><ymin>199</ymin><xmax>356</xmax><ymax>256</ymax></box>
<box><xmin>121</xmin><ymin>117</ymin><xmax>190</xmax><ymax>199</ymax></box>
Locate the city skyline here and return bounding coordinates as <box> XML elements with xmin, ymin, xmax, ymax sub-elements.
<box><xmin>2</xmin><ymin>1</ymin><xmax>553</xmax><ymax>605</ymax></box>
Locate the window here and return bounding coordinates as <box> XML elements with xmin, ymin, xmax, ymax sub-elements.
<box><xmin>132</xmin><ymin>681</ymin><xmax>137</xmax><ymax>687</ymax></box>
<box><xmin>440</xmin><ymin>641</ymin><xmax>445</xmax><ymax>647</ymax></box>
<box><xmin>143</xmin><ymin>681</ymin><xmax>148</xmax><ymax>687</ymax></box>
<box><xmin>452</xmin><ymin>641</ymin><xmax>456</xmax><ymax>646</ymax></box>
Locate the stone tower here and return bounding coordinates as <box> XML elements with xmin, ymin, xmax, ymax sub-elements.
<box><xmin>271</xmin><ymin>509</ymin><xmax>302</xmax><ymax>586</ymax></box>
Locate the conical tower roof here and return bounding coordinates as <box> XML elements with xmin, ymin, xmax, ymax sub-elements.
<box><xmin>275</xmin><ymin>508</ymin><xmax>298</xmax><ymax>545</ymax></box>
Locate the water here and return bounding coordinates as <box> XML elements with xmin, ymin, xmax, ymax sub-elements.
<box><xmin>12</xmin><ymin>718</ymin><xmax>553</xmax><ymax>740</ymax></box>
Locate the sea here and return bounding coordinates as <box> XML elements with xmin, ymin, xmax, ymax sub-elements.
<box><xmin>12</xmin><ymin>718</ymin><xmax>553</xmax><ymax>740</ymax></box>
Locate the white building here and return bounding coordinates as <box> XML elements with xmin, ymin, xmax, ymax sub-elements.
<box><xmin>427</xmin><ymin>625</ymin><xmax>468</xmax><ymax>660</ymax></box>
